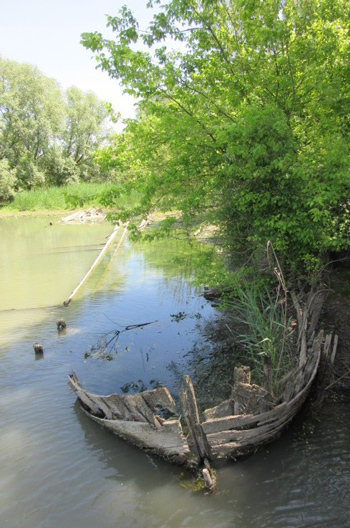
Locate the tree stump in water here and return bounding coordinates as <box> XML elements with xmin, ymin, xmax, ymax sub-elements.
<box><xmin>33</xmin><ymin>343</ymin><xmax>44</xmax><ymax>358</ymax></box>
<box><xmin>57</xmin><ymin>319</ymin><xmax>67</xmax><ymax>331</ymax></box>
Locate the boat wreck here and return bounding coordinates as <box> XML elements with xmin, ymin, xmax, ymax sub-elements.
<box><xmin>68</xmin><ymin>289</ymin><xmax>336</xmax><ymax>490</ymax></box>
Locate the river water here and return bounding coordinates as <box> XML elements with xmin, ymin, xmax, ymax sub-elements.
<box><xmin>1</xmin><ymin>217</ymin><xmax>349</xmax><ymax>528</ymax></box>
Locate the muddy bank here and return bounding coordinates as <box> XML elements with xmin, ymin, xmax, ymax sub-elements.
<box><xmin>319</xmin><ymin>267</ymin><xmax>350</xmax><ymax>400</ymax></box>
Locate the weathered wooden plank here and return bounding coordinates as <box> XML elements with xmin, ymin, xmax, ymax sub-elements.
<box><xmin>282</xmin><ymin>380</ymin><xmax>295</xmax><ymax>402</ymax></box>
<box><xmin>307</xmin><ymin>290</ymin><xmax>326</xmax><ymax>338</ymax></box>
<box><xmin>180</xmin><ymin>375</ymin><xmax>212</xmax><ymax>462</ymax></box>
<box><xmin>206</xmin><ymin>411</ymin><xmax>295</xmax><ymax>446</ymax></box>
<box><xmin>210</xmin><ymin>411</ymin><xmax>302</xmax><ymax>458</ymax></box>
<box><xmin>299</xmin><ymin>330</ymin><xmax>307</xmax><ymax>366</ymax></box>
<box><xmin>92</xmin><ymin>397</ymin><xmax>114</xmax><ymax>419</ymax></box>
<box><xmin>141</xmin><ymin>386</ymin><xmax>177</xmax><ymax>414</ymax></box>
<box><xmin>74</xmin><ymin>390</ymin><xmax>105</xmax><ymax>418</ymax></box>
<box><xmin>295</xmin><ymin>330</ymin><xmax>323</xmax><ymax>393</ymax></box>
<box><xmin>130</xmin><ymin>393</ymin><xmax>162</xmax><ymax>428</ymax></box>
<box><xmin>82</xmin><ymin>409</ymin><xmax>190</xmax><ymax>457</ymax></box>
<box><xmin>291</xmin><ymin>291</ymin><xmax>303</xmax><ymax>329</ymax></box>
<box><xmin>234</xmin><ymin>366</ymin><xmax>251</xmax><ymax>384</ymax></box>
<box><xmin>323</xmin><ymin>333</ymin><xmax>332</xmax><ymax>358</ymax></box>
<box><xmin>203</xmin><ymin>399</ymin><xmax>233</xmax><ymax>421</ymax></box>
<box><xmin>203</xmin><ymin>341</ymin><xmax>321</xmax><ymax>437</ymax></box>
<box><xmin>202</xmin><ymin>412</ymin><xmax>257</xmax><ymax>434</ymax></box>
<box><xmin>122</xmin><ymin>395</ymin><xmax>148</xmax><ymax>422</ymax></box>
<box><xmin>102</xmin><ymin>394</ymin><xmax>133</xmax><ymax>420</ymax></box>
<box><xmin>330</xmin><ymin>334</ymin><xmax>338</xmax><ymax>365</ymax></box>
<box><xmin>233</xmin><ymin>382</ymin><xmax>271</xmax><ymax>415</ymax></box>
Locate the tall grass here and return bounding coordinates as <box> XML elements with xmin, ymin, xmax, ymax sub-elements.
<box><xmin>229</xmin><ymin>285</ymin><xmax>294</xmax><ymax>389</ymax></box>
<box><xmin>227</xmin><ymin>243</ymin><xmax>295</xmax><ymax>394</ymax></box>
<box><xmin>0</xmin><ymin>182</ymin><xmax>141</xmax><ymax>213</ymax></box>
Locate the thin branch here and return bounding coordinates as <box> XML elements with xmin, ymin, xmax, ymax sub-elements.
<box><xmin>179</xmin><ymin>79</ymin><xmax>235</xmax><ymax>122</ymax></box>
<box><xmin>160</xmin><ymin>89</ymin><xmax>218</xmax><ymax>144</ymax></box>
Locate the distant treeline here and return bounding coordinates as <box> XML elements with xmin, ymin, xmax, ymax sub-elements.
<box><xmin>0</xmin><ymin>56</ymin><xmax>115</xmax><ymax>201</ymax></box>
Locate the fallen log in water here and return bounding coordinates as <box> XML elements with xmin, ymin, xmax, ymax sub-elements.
<box><xmin>63</xmin><ymin>223</ymin><xmax>128</xmax><ymax>306</ymax></box>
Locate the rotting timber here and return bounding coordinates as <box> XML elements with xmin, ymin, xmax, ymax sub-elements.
<box><xmin>68</xmin><ymin>288</ymin><xmax>336</xmax><ymax>491</ymax></box>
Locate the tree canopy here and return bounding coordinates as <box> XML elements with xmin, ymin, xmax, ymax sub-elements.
<box><xmin>82</xmin><ymin>0</ymin><xmax>350</xmax><ymax>276</ymax></box>
<box><xmin>0</xmin><ymin>56</ymin><xmax>114</xmax><ymax>198</ymax></box>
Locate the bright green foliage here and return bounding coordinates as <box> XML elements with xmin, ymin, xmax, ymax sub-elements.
<box><xmin>0</xmin><ymin>159</ymin><xmax>16</xmax><ymax>201</ymax></box>
<box><xmin>0</xmin><ymin>182</ymin><xmax>121</xmax><ymax>212</ymax></box>
<box><xmin>83</xmin><ymin>0</ymin><xmax>350</xmax><ymax>275</ymax></box>
<box><xmin>0</xmin><ymin>57</ymin><xmax>114</xmax><ymax>194</ymax></box>
<box><xmin>63</xmin><ymin>87</ymin><xmax>112</xmax><ymax>181</ymax></box>
<box><xmin>0</xmin><ymin>57</ymin><xmax>65</xmax><ymax>189</ymax></box>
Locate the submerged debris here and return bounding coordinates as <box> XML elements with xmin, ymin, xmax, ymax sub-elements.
<box><xmin>60</xmin><ymin>208</ymin><xmax>106</xmax><ymax>224</ymax></box>
<box><xmin>83</xmin><ymin>321</ymin><xmax>158</xmax><ymax>361</ymax></box>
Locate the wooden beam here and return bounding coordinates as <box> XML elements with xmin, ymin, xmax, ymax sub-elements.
<box><xmin>180</xmin><ymin>375</ymin><xmax>212</xmax><ymax>463</ymax></box>
<box><xmin>63</xmin><ymin>224</ymin><xmax>123</xmax><ymax>306</ymax></box>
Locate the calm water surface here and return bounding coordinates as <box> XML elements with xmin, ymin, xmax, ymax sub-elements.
<box><xmin>1</xmin><ymin>217</ymin><xmax>349</xmax><ymax>528</ymax></box>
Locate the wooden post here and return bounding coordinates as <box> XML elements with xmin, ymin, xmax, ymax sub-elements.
<box><xmin>33</xmin><ymin>343</ymin><xmax>43</xmax><ymax>352</ymax></box>
<box><xmin>180</xmin><ymin>375</ymin><xmax>216</xmax><ymax>492</ymax></box>
<box><xmin>180</xmin><ymin>376</ymin><xmax>212</xmax><ymax>462</ymax></box>
<box><xmin>33</xmin><ymin>343</ymin><xmax>44</xmax><ymax>358</ymax></box>
<box><xmin>57</xmin><ymin>319</ymin><xmax>67</xmax><ymax>331</ymax></box>
<box><xmin>330</xmin><ymin>334</ymin><xmax>338</xmax><ymax>365</ymax></box>
<box><xmin>63</xmin><ymin>224</ymin><xmax>121</xmax><ymax>306</ymax></box>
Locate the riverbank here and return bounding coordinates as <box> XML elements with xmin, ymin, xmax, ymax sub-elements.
<box><xmin>0</xmin><ymin>182</ymin><xmax>141</xmax><ymax>217</ymax></box>
<box><xmin>2</xmin><ymin>192</ymin><xmax>348</xmax><ymax>403</ymax></box>
<box><xmin>0</xmin><ymin>209</ymin><xmax>73</xmax><ymax>218</ymax></box>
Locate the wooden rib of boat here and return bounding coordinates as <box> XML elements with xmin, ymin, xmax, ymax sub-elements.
<box><xmin>68</xmin><ymin>289</ymin><xmax>334</xmax><ymax>488</ymax></box>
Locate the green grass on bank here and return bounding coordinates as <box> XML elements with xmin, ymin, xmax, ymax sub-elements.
<box><xmin>0</xmin><ymin>182</ymin><xmax>141</xmax><ymax>213</ymax></box>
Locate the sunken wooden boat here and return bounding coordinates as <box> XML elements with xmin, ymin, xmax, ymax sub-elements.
<box><xmin>68</xmin><ymin>289</ymin><xmax>335</xmax><ymax>486</ymax></box>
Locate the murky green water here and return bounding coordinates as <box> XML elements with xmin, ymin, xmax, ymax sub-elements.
<box><xmin>1</xmin><ymin>217</ymin><xmax>349</xmax><ymax>528</ymax></box>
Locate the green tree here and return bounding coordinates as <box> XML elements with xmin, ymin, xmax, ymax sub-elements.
<box><xmin>62</xmin><ymin>86</ymin><xmax>112</xmax><ymax>181</ymax></box>
<box><xmin>0</xmin><ymin>159</ymin><xmax>16</xmax><ymax>201</ymax></box>
<box><xmin>82</xmin><ymin>0</ymin><xmax>350</xmax><ymax>275</ymax></box>
<box><xmin>0</xmin><ymin>57</ymin><xmax>115</xmax><ymax>192</ymax></box>
<box><xmin>0</xmin><ymin>56</ymin><xmax>65</xmax><ymax>188</ymax></box>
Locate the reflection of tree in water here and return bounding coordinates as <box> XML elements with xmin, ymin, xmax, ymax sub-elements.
<box><xmin>167</xmin><ymin>312</ymin><xmax>250</xmax><ymax>413</ymax></box>
<box><xmin>132</xmin><ymin>236</ymin><xmax>213</xmax><ymax>304</ymax></box>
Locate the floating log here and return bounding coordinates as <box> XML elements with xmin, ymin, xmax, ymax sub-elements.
<box><xmin>63</xmin><ymin>224</ymin><xmax>123</xmax><ymax>306</ymax></box>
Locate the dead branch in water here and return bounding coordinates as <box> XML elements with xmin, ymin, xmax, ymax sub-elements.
<box><xmin>84</xmin><ymin>321</ymin><xmax>158</xmax><ymax>360</ymax></box>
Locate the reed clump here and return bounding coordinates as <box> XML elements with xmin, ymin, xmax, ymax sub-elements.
<box><xmin>0</xmin><ymin>182</ymin><xmax>141</xmax><ymax>213</ymax></box>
